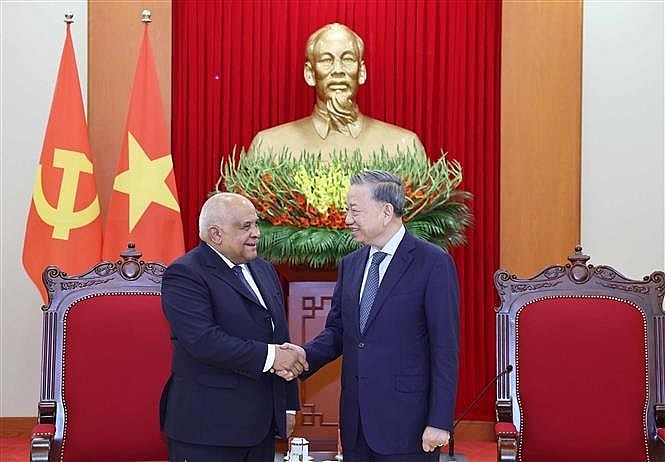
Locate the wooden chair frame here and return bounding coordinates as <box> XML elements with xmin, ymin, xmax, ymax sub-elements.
<box><xmin>29</xmin><ymin>244</ymin><xmax>166</xmax><ymax>462</ymax></box>
<box><xmin>494</xmin><ymin>246</ymin><xmax>665</xmax><ymax>461</ymax></box>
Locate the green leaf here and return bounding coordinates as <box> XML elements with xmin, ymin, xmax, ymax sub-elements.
<box><xmin>222</xmin><ymin>149</ymin><xmax>473</xmax><ymax>266</ymax></box>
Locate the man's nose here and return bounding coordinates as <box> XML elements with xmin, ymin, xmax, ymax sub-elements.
<box><xmin>344</xmin><ymin>211</ymin><xmax>354</xmax><ymax>224</ymax></box>
<box><xmin>251</xmin><ymin>224</ymin><xmax>260</xmax><ymax>238</ymax></box>
<box><xmin>331</xmin><ymin>58</ymin><xmax>345</xmax><ymax>74</ymax></box>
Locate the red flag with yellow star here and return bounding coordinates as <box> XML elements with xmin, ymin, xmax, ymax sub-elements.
<box><xmin>23</xmin><ymin>21</ymin><xmax>102</xmax><ymax>303</ymax></box>
<box><xmin>102</xmin><ymin>23</ymin><xmax>184</xmax><ymax>263</ymax></box>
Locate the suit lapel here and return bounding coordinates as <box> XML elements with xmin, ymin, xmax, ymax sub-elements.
<box><xmin>362</xmin><ymin>232</ymin><xmax>416</xmax><ymax>334</ymax></box>
<box><xmin>199</xmin><ymin>243</ymin><xmax>262</xmax><ymax>307</ymax></box>
<box><xmin>247</xmin><ymin>259</ymin><xmax>278</xmax><ymax>319</ymax></box>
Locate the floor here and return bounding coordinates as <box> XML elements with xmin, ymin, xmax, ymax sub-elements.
<box><xmin>275</xmin><ymin>442</ymin><xmax>495</xmax><ymax>461</ymax></box>
<box><xmin>1</xmin><ymin>437</ymin><xmax>495</xmax><ymax>462</ymax></box>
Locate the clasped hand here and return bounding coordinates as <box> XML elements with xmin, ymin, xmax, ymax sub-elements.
<box><xmin>421</xmin><ymin>426</ymin><xmax>450</xmax><ymax>452</ymax></box>
<box><xmin>272</xmin><ymin>343</ymin><xmax>308</xmax><ymax>380</ymax></box>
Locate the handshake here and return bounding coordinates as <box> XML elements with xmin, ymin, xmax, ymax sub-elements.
<box><xmin>272</xmin><ymin>343</ymin><xmax>308</xmax><ymax>381</ymax></box>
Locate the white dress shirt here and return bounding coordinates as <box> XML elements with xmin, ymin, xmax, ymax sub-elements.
<box><xmin>358</xmin><ymin>225</ymin><xmax>406</xmax><ymax>302</ymax></box>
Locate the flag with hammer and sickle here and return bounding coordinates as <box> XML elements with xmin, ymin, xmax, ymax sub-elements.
<box><xmin>22</xmin><ymin>21</ymin><xmax>102</xmax><ymax>303</ymax></box>
<box><xmin>102</xmin><ymin>21</ymin><xmax>185</xmax><ymax>264</ymax></box>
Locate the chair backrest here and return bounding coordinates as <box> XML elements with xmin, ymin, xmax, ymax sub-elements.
<box><xmin>36</xmin><ymin>244</ymin><xmax>171</xmax><ymax>461</ymax></box>
<box><xmin>494</xmin><ymin>247</ymin><xmax>665</xmax><ymax>462</ymax></box>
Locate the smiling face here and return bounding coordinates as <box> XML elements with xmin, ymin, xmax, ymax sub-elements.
<box><xmin>306</xmin><ymin>27</ymin><xmax>366</xmax><ymax>106</ymax></box>
<box><xmin>345</xmin><ymin>184</ymin><xmax>394</xmax><ymax>248</ymax></box>
<box><xmin>206</xmin><ymin>195</ymin><xmax>260</xmax><ymax>264</ymax></box>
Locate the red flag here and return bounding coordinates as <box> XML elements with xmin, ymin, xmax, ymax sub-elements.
<box><xmin>23</xmin><ymin>22</ymin><xmax>102</xmax><ymax>303</ymax></box>
<box><xmin>102</xmin><ymin>23</ymin><xmax>185</xmax><ymax>263</ymax></box>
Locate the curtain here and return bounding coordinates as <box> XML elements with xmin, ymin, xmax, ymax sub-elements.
<box><xmin>172</xmin><ymin>0</ymin><xmax>500</xmax><ymax>421</ymax></box>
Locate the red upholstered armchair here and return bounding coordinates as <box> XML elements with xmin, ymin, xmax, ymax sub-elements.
<box><xmin>494</xmin><ymin>247</ymin><xmax>665</xmax><ymax>462</ymax></box>
<box><xmin>30</xmin><ymin>244</ymin><xmax>171</xmax><ymax>462</ymax></box>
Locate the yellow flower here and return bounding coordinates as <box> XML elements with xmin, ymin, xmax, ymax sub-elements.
<box><xmin>292</xmin><ymin>164</ymin><xmax>350</xmax><ymax>214</ymax></box>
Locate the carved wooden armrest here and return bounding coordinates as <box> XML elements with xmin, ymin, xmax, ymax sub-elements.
<box><xmin>495</xmin><ymin>422</ymin><xmax>517</xmax><ymax>462</ymax></box>
<box><xmin>30</xmin><ymin>423</ymin><xmax>55</xmax><ymax>462</ymax></box>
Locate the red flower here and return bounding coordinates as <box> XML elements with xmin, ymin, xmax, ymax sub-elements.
<box><xmin>295</xmin><ymin>193</ymin><xmax>307</xmax><ymax>207</ymax></box>
<box><xmin>298</xmin><ymin>217</ymin><xmax>310</xmax><ymax>228</ymax></box>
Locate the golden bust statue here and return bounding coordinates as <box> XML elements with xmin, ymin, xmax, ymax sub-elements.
<box><xmin>249</xmin><ymin>23</ymin><xmax>425</xmax><ymax>160</ymax></box>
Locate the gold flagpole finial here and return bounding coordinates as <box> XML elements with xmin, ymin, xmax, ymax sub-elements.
<box><xmin>64</xmin><ymin>12</ymin><xmax>74</xmax><ymax>24</ymax></box>
<box><xmin>141</xmin><ymin>10</ymin><xmax>152</xmax><ymax>23</ymax></box>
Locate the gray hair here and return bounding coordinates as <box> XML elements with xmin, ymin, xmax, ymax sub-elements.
<box><xmin>305</xmin><ymin>23</ymin><xmax>365</xmax><ymax>63</ymax></box>
<box><xmin>350</xmin><ymin>170</ymin><xmax>405</xmax><ymax>217</ymax></box>
<box><xmin>199</xmin><ymin>193</ymin><xmax>222</xmax><ymax>240</ymax></box>
<box><xmin>198</xmin><ymin>192</ymin><xmax>250</xmax><ymax>240</ymax></box>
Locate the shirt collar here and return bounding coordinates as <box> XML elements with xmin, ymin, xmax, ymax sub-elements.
<box><xmin>368</xmin><ymin>225</ymin><xmax>405</xmax><ymax>259</ymax></box>
<box><xmin>311</xmin><ymin>105</ymin><xmax>363</xmax><ymax>139</ymax></box>
<box><xmin>206</xmin><ymin>242</ymin><xmax>244</xmax><ymax>270</ymax></box>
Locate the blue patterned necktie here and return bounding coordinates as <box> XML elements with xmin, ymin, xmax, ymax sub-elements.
<box><xmin>359</xmin><ymin>251</ymin><xmax>387</xmax><ymax>333</ymax></box>
<box><xmin>232</xmin><ymin>265</ymin><xmax>260</xmax><ymax>305</ymax></box>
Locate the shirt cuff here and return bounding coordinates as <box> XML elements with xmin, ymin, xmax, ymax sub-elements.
<box><xmin>286</xmin><ymin>410</ymin><xmax>296</xmax><ymax>415</ymax></box>
<box><xmin>263</xmin><ymin>344</ymin><xmax>276</xmax><ymax>372</ymax></box>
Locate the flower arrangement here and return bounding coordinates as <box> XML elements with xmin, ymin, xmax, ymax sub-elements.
<box><xmin>219</xmin><ymin>145</ymin><xmax>472</xmax><ymax>268</ymax></box>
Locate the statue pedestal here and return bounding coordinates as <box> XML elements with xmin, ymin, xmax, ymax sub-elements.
<box><xmin>278</xmin><ymin>265</ymin><xmax>340</xmax><ymax>451</ymax></box>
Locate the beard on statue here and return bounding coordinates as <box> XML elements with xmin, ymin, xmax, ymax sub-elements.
<box><xmin>325</xmin><ymin>91</ymin><xmax>358</xmax><ymax>130</ymax></box>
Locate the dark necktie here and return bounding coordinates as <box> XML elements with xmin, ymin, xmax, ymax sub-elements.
<box><xmin>359</xmin><ymin>251</ymin><xmax>387</xmax><ymax>333</ymax></box>
<box><xmin>232</xmin><ymin>265</ymin><xmax>260</xmax><ymax>305</ymax></box>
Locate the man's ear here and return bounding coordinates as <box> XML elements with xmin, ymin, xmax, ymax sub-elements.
<box><xmin>208</xmin><ymin>226</ymin><xmax>223</xmax><ymax>245</ymax></box>
<box><xmin>304</xmin><ymin>62</ymin><xmax>316</xmax><ymax>87</ymax></box>
<box><xmin>358</xmin><ymin>61</ymin><xmax>367</xmax><ymax>85</ymax></box>
<box><xmin>382</xmin><ymin>202</ymin><xmax>394</xmax><ymax>223</ymax></box>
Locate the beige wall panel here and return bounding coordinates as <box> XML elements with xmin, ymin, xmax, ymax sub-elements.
<box><xmin>500</xmin><ymin>1</ymin><xmax>582</xmax><ymax>277</ymax></box>
<box><xmin>88</xmin><ymin>2</ymin><xmax>171</xmax><ymax>216</ymax></box>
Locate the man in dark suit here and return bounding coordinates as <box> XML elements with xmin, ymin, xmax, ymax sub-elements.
<box><xmin>290</xmin><ymin>171</ymin><xmax>460</xmax><ymax>461</ymax></box>
<box><xmin>160</xmin><ymin>192</ymin><xmax>308</xmax><ymax>462</ymax></box>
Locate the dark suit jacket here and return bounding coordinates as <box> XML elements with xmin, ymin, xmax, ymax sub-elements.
<box><xmin>160</xmin><ymin>242</ymin><xmax>299</xmax><ymax>447</ymax></box>
<box><xmin>303</xmin><ymin>231</ymin><xmax>460</xmax><ymax>454</ymax></box>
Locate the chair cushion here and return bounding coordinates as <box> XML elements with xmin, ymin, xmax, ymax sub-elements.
<box><xmin>31</xmin><ymin>423</ymin><xmax>55</xmax><ymax>438</ymax></box>
<box><xmin>516</xmin><ymin>296</ymin><xmax>648</xmax><ymax>462</ymax></box>
<box><xmin>658</xmin><ymin>427</ymin><xmax>665</xmax><ymax>444</ymax></box>
<box><xmin>495</xmin><ymin>422</ymin><xmax>517</xmax><ymax>437</ymax></box>
<box><xmin>61</xmin><ymin>294</ymin><xmax>171</xmax><ymax>461</ymax></box>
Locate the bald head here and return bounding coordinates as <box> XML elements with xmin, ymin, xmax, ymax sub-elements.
<box><xmin>199</xmin><ymin>193</ymin><xmax>253</xmax><ymax>240</ymax></box>
<box><xmin>198</xmin><ymin>193</ymin><xmax>261</xmax><ymax>264</ymax></box>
